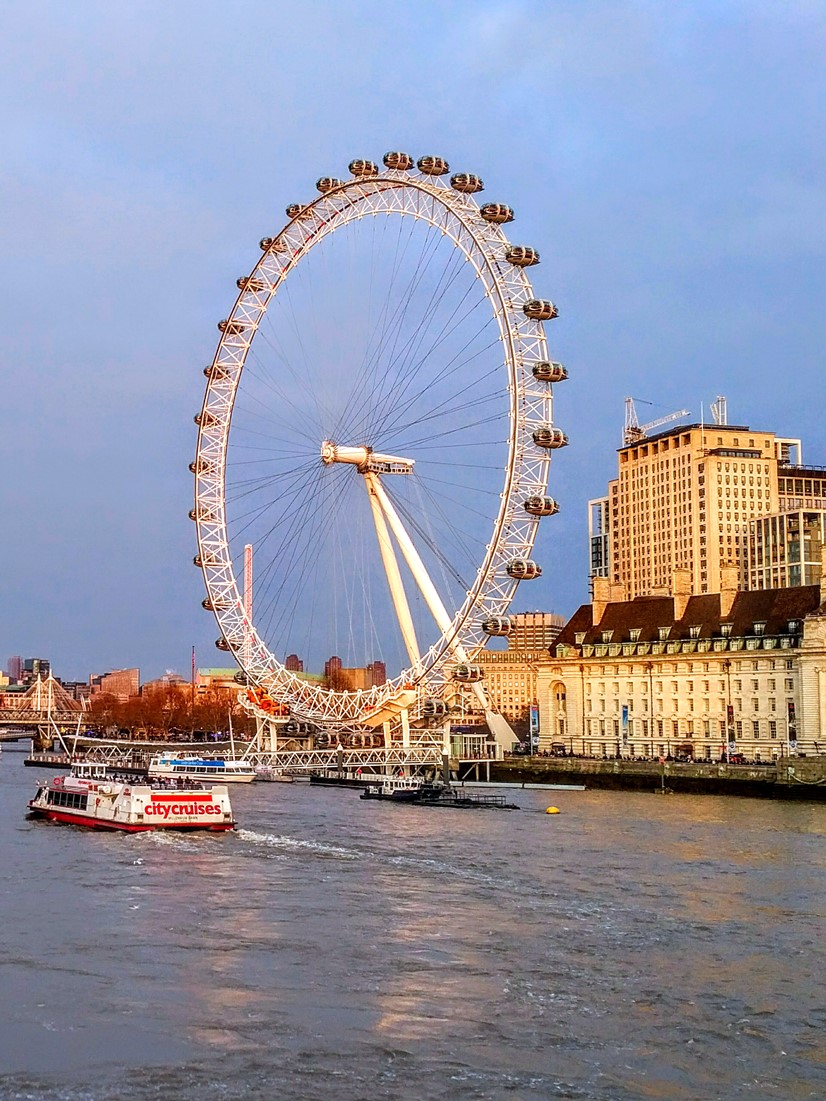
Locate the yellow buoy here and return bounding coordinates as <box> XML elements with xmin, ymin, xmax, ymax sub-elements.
<box><xmin>545</xmin><ymin>806</ymin><xmax>560</xmax><ymax>814</ymax></box>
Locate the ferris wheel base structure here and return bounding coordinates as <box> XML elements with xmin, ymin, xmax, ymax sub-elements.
<box><xmin>193</xmin><ymin>150</ymin><xmax>568</xmax><ymax>738</ymax></box>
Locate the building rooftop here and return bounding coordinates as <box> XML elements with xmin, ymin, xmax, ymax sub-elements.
<box><xmin>551</xmin><ymin>585</ymin><xmax>822</xmax><ymax>654</ymax></box>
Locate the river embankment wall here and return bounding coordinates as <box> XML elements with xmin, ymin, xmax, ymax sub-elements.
<box><xmin>478</xmin><ymin>756</ymin><xmax>826</xmax><ymax>800</ymax></box>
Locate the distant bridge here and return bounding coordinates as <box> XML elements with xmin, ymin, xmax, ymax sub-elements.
<box><xmin>0</xmin><ymin>675</ymin><xmax>83</xmax><ymax>744</ymax></box>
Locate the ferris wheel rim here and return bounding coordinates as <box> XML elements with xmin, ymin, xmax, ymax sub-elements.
<box><xmin>192</xmin><ymin>159</ymin><xmax>560</xmax><ymax>726</ymax></box>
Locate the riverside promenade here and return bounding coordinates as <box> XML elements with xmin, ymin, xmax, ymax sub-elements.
<box><xmin>484</xmin><ymin>755</ymin><xmax>826</xmax><ymax>800</ymax></box>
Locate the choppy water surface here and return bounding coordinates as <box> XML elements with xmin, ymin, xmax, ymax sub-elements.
<box><xmin>1</xmin><ymin>750</ymin><xmax>824</xmax><ymax>1100</ymax></box>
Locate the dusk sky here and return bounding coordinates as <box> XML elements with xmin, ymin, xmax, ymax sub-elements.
<box><xmin>2</xmin><ymin>1</ymin><xmax>824</xmax><ymax>683</ymax></box>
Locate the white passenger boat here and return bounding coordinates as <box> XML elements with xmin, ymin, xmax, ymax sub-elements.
<box><xmin>27</xmin><ymin>765</ymin><xmax>235</xmax><ymax>832</ymax></box>
<box><xmin>147</xmin><ymin>753</ymin><xmax>256</xmax><ymax>784</ymax></box>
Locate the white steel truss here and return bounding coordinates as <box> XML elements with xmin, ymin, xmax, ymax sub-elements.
<box><xmin>192</xmin><ymin>157</ymin><xmax>566</xmax><ymax>726</ymax></box>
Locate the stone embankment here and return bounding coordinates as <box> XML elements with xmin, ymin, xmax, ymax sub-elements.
<box><xmin>486</xmin><ymin>756</ymin><xmax>826</xmax><ymax>800</ymax></box>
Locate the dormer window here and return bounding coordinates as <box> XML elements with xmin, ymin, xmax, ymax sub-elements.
<box><xmin>753</xmin><ymin>621</ymin><xmax>766</xmax><ymax>636</ymax></box>
<box><xmin>689</xmin><ymin>625</ymin><xmax>701</xmax><ymax>639</ymax></box>
<box><xmin>721</xmin><ymin>623</ymin><xmax>733</xmax><ymax>638</ymax></box>
<box><xmin>787</xmin><ymin>619</ymin><xmax>801</xmax><ymax>633</ymax></box>
<box><xmin>629</xmin><ymin>628</ymin><xmax>641</xmax><ymax>642</ymax></box>
<box><xmin>601</xmin><ymin>630</ymin><xmax>613</xmax><ymax>644</ymax></box>
<box><xmin>574</xmin><ymin>632</ymin><xmax>586</xmax><ymax>645</ymax></box>
<box><xmin>658</xmin><ymin>626</ymin><xmax>670</xmax><ymax>641</ymax></box>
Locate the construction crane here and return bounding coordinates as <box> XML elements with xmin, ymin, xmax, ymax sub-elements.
<box><xmin>623</xmin><ymin>397</ymin><xmax>690</xmax><ymax>446</ymax></box>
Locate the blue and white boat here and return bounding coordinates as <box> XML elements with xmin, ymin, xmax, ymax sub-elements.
<box><xmin>147</xmin><ymin>753</ymin><xmax>256</xmax><ymax>784</ymax></box>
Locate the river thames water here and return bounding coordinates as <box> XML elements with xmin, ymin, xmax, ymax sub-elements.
<box><xmin>0</xmin><ymin>748</ymin><xmax>824</xmax><ymax>1101</ymax></box>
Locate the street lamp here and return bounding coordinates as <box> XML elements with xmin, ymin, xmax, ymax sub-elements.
<box><xmin>723</xmin><ymin>657</ymin><xmax>733</xmax><ymax>763</ymax></box>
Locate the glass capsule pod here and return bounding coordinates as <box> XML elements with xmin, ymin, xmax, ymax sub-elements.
<box><xmin>532</xmin><ymin>361</ymin><xmax>568</xmax><ymax>383</ymax></box>
<box><xmin>523</xmin><ymin>299</ymin><xmax>558</xmax><ymax>321</ymax></box>
<box><xmin>422</xmin><ymin>699</ymin><xmax>450</xmax><ymax>718</ymax></box>
<box><xmin>203</xmin><ymin>364</ymin><xmax>228</xmax><ymax>379</ymax></box>
<box><xmin>524</xmin><ymin>495</ymin><xmax>559</xmax><ymax>517</ymax></box>
<box><xmin>506</xmin><ymin>559</ymin><xmax>542</xmax><ymax>580</ymax></box>
<box><xmin>189</xmin><ymin>459</ymin><xmax>213</xmax><ymax>475</ymax></box>
<box><xmin>454</xmin><ymin>663</ymin><xmax>484</xmax><ymax>682</ymax></box>
<box><xmin>202</xmin><ymin>597</ymin><xmax>229</xmax><ymax>611</ymax></box>
<box><xmin>532</xmin><ymin>426</ymin><xmax>568</xmax><ymax>449</ymax></box>
<box><xmin>215</xmin><ymin>638</ymin><xmax>231</xmax><ymax>651</ymax></box>
<box><xmin>194</xmin><ymin>411</ymin><xmax>217</xmax><ymax>427</ymax></box>
<box><xmin>259</xmin><ymin>236</ymin><xmax>288</xmax><ymax>252</ymax></box>
<box><xmin>315</xmin><ymin>731</ymin><xmax>330</xmax><ymax>747</ymax></box>
<box><xmin>188</xmin><ymin>506</ymin><xmax>215</xmax><ymax>522</ymax></box>
<box><xmin>417</xmin><ymin>155</ymin><xmax>449</xmax><ymax>175</ymax></box>
<box><xmin>506</xmin><ymin>245</ymin><xmax>539</xmax><ymax>267</ymax></box>
<box><xmin>316</xmin><ymin>177</ymin><xmax>342</xmax><ymax>194</ymax></box>
<box><xmin>482</xmin><ymin>616</ymin><xmax>513</xmax><ymax>637</ymax></box>
<box><xmin>383</xmin><ymin>151</ymin><xmax>413</xmax><ymax>170</ymax></box>
<box><xmin>450</xmin><ymin>173</ymin><xmax>483</xmax><ymax>193</ymax></box>
<box><xmin>233</xmin><ymin>669</ymin><xmax>249</xmax><ymax>685</ymax></box>
<box><xmin>349</xmin><ymin>158</ymin><xmax>378</xmax><ymax>177</ymax></box>
<box><xmin>480</xmin><ymin>203</ymin><xmax>514</xmax><ymax>223</ymax></box>
<box><xmin>193</xmin><ymin>555</ymin><xmax>203</xmax><ymax>567</ymax></box>
<box><xmin>285</xmin><ymin>203</ymin><xmax>311</xmax><ymax>219</ymax></box>
<box><xmin>217</xmin><ymin>319</ymin><xmax>245</xmax><ymax>335</ymax></box>
<box><xmin>236</xmin><ymin>276</ymin><xmax>267</xmax><ymax>292</ymax></box>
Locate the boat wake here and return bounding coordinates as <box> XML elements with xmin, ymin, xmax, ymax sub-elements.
<box><xmin>236</xmin><ymin>828</ymin><xmax>360</xmax><ymax>860</ymax></box>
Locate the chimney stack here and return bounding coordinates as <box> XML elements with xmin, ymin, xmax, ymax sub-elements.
<box><xmin>672</xmin><ymin>568</ymin><xmax>692</xmax><ymax>622</ymax></box>
<box><xmin>720</xmin><ymin>562</ymin><xmax>739</xmax><ymax>619</ymax></box>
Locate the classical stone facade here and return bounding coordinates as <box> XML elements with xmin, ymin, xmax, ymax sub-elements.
<box><xmin>536</xmin><ymin>573</ymin><xmax>826</xmax><ymax>761</ymax></box>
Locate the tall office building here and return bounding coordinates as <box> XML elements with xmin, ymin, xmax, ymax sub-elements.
<box><xmin>587</xmin><ymin>418</ymin><xmax>820</xmax><ymax>598</ymax></box>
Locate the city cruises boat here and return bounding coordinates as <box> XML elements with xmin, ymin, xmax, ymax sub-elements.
<box><xmin>27</xmin><ymin>765</ymin><xmax>235</xmax><ymax>832</ymax></box>
<box><xmin>360</xmin><ymin>778</ymin><xmax>520</xmax><ymax>810</ymax></box>
<box><xmin>147</xmin><ymin>753</ymin><xmax>256</xmax><ymax>784</ymax></box>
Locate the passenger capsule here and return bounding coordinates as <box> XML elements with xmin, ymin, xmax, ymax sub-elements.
<box><xmin>204</xmin><ymin>364</ymin><xmax>228</xmax><ymax>380</ymax></box>
<box><xmin>189</xmin><ymin>459</ymin><xmax>213</xmax><ymax>475</ymax></box>
<box><xmin>194</xmin><ymin>411</ymin><xmax>217</xmax><ymax>428</ymax></box>
<box><xmin>480</xmin><ymin>203</ymin><xmax>514</xmax><ymax>224</ymax></box>
<box><xmin>507</xmin><ymin>559</ymin><xmax>542</xmax><ymax>580</ymax></box>
<box><xmin>417</xmin><ymin>155</ymin><xmax>449</xmax><ymax>175</ymax></box>
<box><xmin>215</xmin><ymin>638</ymin><xmax>231</xmax><ymax>651</ymax></box>
<box><xmin>524</xmin><ymin>495</ymin><xmax>559</xmax><ymax>517</ymax></box>
<box><xmin>233</xmin><ymin>669</ymin><xmax>249</xmax><ymax>685</ymax></box>
<box><xmin>482</xmin><ymin>616</ymin><xmax>513</xmax><ymax>637</ymax></box>
<box><xmin>285</xmin><ymin>203</ymin><xmax>311</xmax><ymax>219</ymax></box>
<box><xmin>422</xmin><ymin>699</ymin><xmax>450</xmax><ymax>719</ymax></box>
<box><xmin>236</xmin><ymin>276</ymin><xmax>267</xmax><ymax>292</ymax></box>
<box><xmin>453</xmin><ymin>663</ymin><xmax>484</xmax><ymax>683</ymax></box>
<box><xmin>188</xmin><ymin>506</ymin><xmax>215</xmax><ymax>522</ymax></box>
<box><xmin>532</xmin><ymin>426</ymin><xmax>568</xmax><ymax>449</ymax></box>
<box><xmin>383</xmin><ymin>151</ymin><xmax>414</xmax><ymax>170</ymax></box>
<box><xmin>316</xmin><ymin>177</ymin><xmax>342</xmax><ymax>194</ymax></box>
<box><xmin>194</xmin><ymin>553</ymin><xmax>220</xmax><ymax>567</ymax></box>
<box><xmin>193</xmin><ymin>554</ymin><xmax>203</xmax><ymax>567</ymax></box>
<box><xmin>259</xmin><ymin>236</ymin><xmax>288</xmax><ymax>252</ymax></box>
<box><xmin>217</xmin><ymin>319</ymin><xmax>245</xmax><ymax>335</ymax></box>
<box><xmin>349</xmin><ymin>158</ymin><xmax>378</xmax><ymax>177</ymax></box>
<box><xmin>506</xmin><ymin>246</ymin><xmax>539</xmax><ymax>267</ymax></box>
<box><xmin>202</xmin><ymin>597</ymin><xmax>229</xmax><ymax>611</ymax></box>
<box><xmin>450</xmin><ymin>173</ymin><xmax>484</xmax><ymax>193</ymax></box>
<box><xmin>532</xmin><ymin>361</ymin><xmax>568</xmax><ymax>383</ymax></box>
<box><xmin>523</xmin><ymin>299</ymin><xmax>558</xmax><ymax>321</ymax></box>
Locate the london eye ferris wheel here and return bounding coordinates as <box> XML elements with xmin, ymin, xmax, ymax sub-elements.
<box><xmin>191</xmin><ymin>152</ymin><xmax>568</xmax><ymax>730</ymax></box>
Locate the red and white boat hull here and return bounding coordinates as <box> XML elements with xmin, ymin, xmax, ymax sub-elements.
<box><xmin>27</xmin><ymin>774</ymin><xmax>236</xmax><ymax>832</ymax></box>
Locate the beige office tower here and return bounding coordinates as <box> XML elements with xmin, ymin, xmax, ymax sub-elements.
<box><xmin>589</xmin><ymin>422</ymin><xmax>805</xmax><ymax>598</ymax></box>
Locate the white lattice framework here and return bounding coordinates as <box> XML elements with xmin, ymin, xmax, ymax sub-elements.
<box><xmin>192</xmin><ymin>159</ymin><xmax>563</xmax><ymax>726</ymax></box>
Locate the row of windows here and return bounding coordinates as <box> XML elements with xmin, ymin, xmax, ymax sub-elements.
<box><xmin>586</xmin><ymin>718</ymin><xmax>787</xmax><ymax>739</ymax></box>
<box><xmin>46</xmin><ymin>790</ymin><xmax>89</xmax><ymax>810</ymax></box>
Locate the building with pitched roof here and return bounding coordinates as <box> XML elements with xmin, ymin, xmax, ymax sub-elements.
<box><xmin>537</xmin><ymin>565</ymin><xmax>826</xmax><ymax>761</ymax></box>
